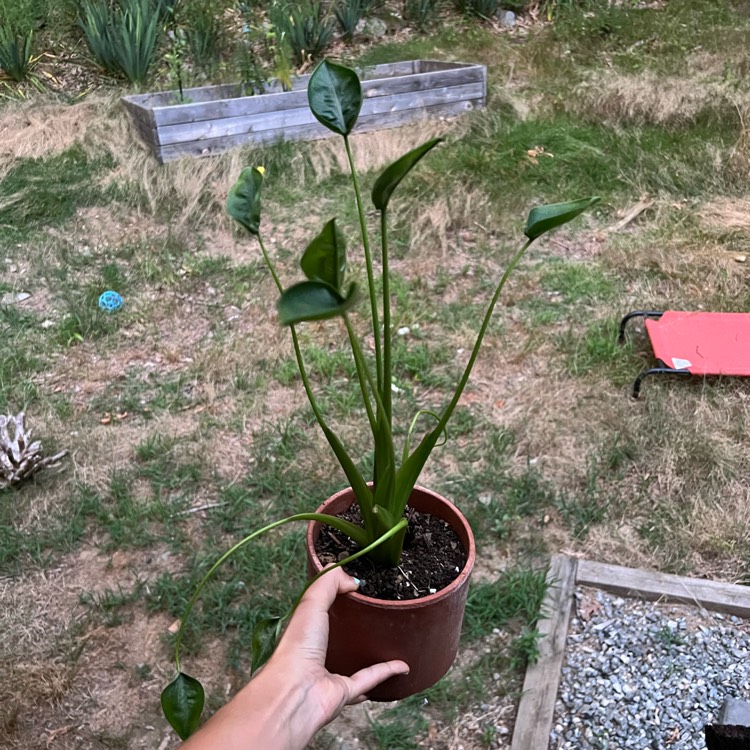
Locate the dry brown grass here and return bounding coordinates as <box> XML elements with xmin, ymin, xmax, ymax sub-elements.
<box><xmin>571</xmin><ymin>71</ymin><xmax>743</xmax><ymax>126</ymax></box>
<box><xmin>4</xmin><ymin>19</ymin><xmax>750</xmax><ymax>749</ymax></box>
<box><xmin>701</xmin><ymin>196</ymin><xmax>750</xmax><ymax>233</ymax></box>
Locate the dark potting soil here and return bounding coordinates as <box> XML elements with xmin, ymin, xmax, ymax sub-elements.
<box><xmin>314</xmin><ymin>505</ymin><xmax>467</xmax><ymax>601</ymax></box>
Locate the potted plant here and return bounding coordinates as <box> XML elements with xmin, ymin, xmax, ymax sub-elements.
<box><xmin>161</xmin><ymin>58</ymin><xmax>598</xmax><ymax>740</ymax></box>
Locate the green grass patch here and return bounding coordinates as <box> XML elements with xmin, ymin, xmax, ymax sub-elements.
<box><xmin>559</xmin><ymin>316</ymin><xmax>637</xmax><ymax>385</ymax></box>
<box><xmin>0</xmin><ymin>144</ymin><xmax>115</xmax><ymax>245</ymax></box>
<box><xmin>463</xmin><ymin>565</ymin><xmax>547</xmax><ymax>641</ymax></box>
<box><xmin>550</xmin><ymin>0</ymin><xmax>739</xmax><ymax>76</ymax></box>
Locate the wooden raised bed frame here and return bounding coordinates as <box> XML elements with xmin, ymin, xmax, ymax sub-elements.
<box><xmin>511</xmin><ymin>555</ymin><xmax>750</xmax><ymax>750</ymax></box>
<box><xmin>122</xmin><ymin>60</ymin><xmax>487</xmax><ymax>163</ymax></box>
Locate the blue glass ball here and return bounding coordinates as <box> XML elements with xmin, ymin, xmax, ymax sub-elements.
<box><xmin>98</xmin><ymin>290</ymin><xmax>123</xmax><ymax>312</ymax></box>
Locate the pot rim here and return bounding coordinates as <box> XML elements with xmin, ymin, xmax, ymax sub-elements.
<box><xmin>307</xmin><ymin>484</ymin><xmax>476</xmax><ymax>610</ymax></box>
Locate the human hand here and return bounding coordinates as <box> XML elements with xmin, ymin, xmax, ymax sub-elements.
<box><xmin>180</xmin><ymin>567</ymin><xmax>409</xmax><ymax>750</ymax></box>
<box><xmin>270</xmin><ymin>566</ymin><xmax>410</xmax><ymax>721</ymax></box>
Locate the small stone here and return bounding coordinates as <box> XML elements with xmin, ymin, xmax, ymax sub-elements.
<box><xmin>496</xmin><ymin>9</ymin><xmax>516</xmax><ymax>27</ymax></box>
<box><xmin>359</xmin><ymin>17</ymin><xmax>387</xmax><ymax>38</ymax></box>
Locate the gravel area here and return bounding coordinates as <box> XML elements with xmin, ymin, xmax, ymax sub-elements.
<box><xmin>550</xmin><ymin>587</ymin><xmax>750</xmax><ymax>749</ymax></box>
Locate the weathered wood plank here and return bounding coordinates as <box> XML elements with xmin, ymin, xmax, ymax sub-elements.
<box><xmin>148</xmin><ymin>65</ymin><xmax>486</xmax><ymax>128</ymax></box>
<box><xmin>576</xmin><ymin>559</ymin><xmax>750</xmax><ymax>618</ymax></box>
<box><xmin>419</xmin><ymin>60</ymin><xmax>475</xmax><ymax>73</ymax></box>
<box><xmin>124</xmin><ymin>61</ymin><xmax>425</xmax><ymax>110</ymax></box>
<box><xmin>155</xmin><ymin>98</ymin><xmax>480</xmax><ymax>162</ymax></box>
<box><xmin>511</xmin><ymin>555</ymin><xmax>577</xmax><ymax>750</ymax></box>
<box><xmin>155</xmin><ymin>81</ymin><xmax>484</xmax><ymax>146</ymax></box>
<box><xmin>121</xmin><ymin>99</ymin><xmax>158</xmax><ymax>147</ymax></box>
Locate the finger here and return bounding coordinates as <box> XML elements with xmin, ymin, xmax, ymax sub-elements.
<box><xmin>343</xmin><ymin>660</ymin><xmax>410</xmax><ymax>703</ymax></box>
<box><xmin>306</xmin><ymin>566</ymin><xmax>357</xmax><ymax>609</ymax></box>
<box><xmin>282</xmin><ymin>567</ymin><xmax>358</xmax><ymax>644</ymax></box>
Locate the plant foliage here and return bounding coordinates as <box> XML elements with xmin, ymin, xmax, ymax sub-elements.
<box><xmin>0</xmin><ymin>26</ymin><xmax>33</xmax><ymax>81</ymax></box>
<box><xmin>162</xmin><ymin>59</ymin><xmax>598</xmax><ymax>739</ymax></box>
<box><xmin>270</xmin><ymin>0</ymin><xmax>334</xmax><ymax>67</ymax></box>
<box><xmin>78</xmin><ymin>0</ymin><xmax>162</xmax><ymax>84</ymax></box>
<box><xmin>402</xmin><ymin>0</ymin><xmax>439</xmax><ymax>30</ymax></box>
<box><xmin>334</xmin><ymin>0</ymin><xmax>362</xmax><ymax>41</ymax></box>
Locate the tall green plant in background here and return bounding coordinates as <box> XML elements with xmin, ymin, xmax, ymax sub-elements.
<box><xmin>270</xmin><ymin>0</ymin><xmax>334</xmax><ymax>67</ymax></box>
<box><xmin>78</xmin><ymin>0</ymin><xmax>163</xmax><ymax>85</ymax></box>
<box><xmin>335</xmin><ymin>0</ymin><xmax>362</xmax><ymax>42</ymax></box>
<box><xmin>403</xmin><ymin>0</ymin><xmax>439</xmax><ymax>30</ymax></box>
<box><xmin>182</xmin><ymin>0</ymin><xmax>224</xmax><ymax>76</ymax></box>
<box><xmin>116</xmin><ymin>0</ymin><xmax>161</xmax><ymax>84</ymax></box>
<box><xmin>0</xmin><ymin>26</ymin><xmax>33</xmax><ymax>81</ymax></box>
<box><xmin>0</xmin><ymin>0</ymin><xmax>45</xmax><ymax>81</ymax></box>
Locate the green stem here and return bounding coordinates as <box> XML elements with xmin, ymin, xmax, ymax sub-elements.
<box><xmin>290</xmin><ymin>516</ymin><xmax>408</xmax><ymax>609</ymax></box>
<box><xmin>344</xmin><ymin>317</ymin><xmax>377</xmax><ymax>434</ymax></box>
<box><xmin>344</xmin><ymin>135</ymin><xmax>382</xmax><ymax>393</ymax></box>
<box><xmin>344</xmin><ymin>314</ymin><xmax>392</xmax><ymax>447</ymax></box>
<box><xmin>256</xmin><ymin>232</ymin><xmax>373</xmax><ymax>525</ymax></box>
<box><xmin>257</xmin><ymin>233</ymin><xmax>284</xmax><ymax>293</ymax></box>
<box><xmin>381</xmin><ymin>209</ymin><xmax>393</xmax><ymax>431</ymax></box>
<box><xmin>435</xmin><ymin>239</ymin><xmax>535</xmax><ymax>435</ymax></box>
<box><xmin>173</xmin><ymin>511</ymin><xmax>371</xmax><ymax>672</ymax></box>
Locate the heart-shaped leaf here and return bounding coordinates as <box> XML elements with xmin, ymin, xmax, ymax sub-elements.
<box><xmin>300</xmin><ymin>219</ymin><xmax>346</xmax><ymax>292</ymax></box>
<box><xmin>371</xmin><ymin>137</ymin><xmax>443</xmax><ymax>211</ymax></box>
<box><xmin>227</xmin><ymin>166</ymin><xmax>264</xmax><ymax>235</ymax></box>
<box><xmin>278</xmin><ymin>281</ymin><xmax>357</xmax><ymax>325</ymax></box>
<box><xmin>524</xmin><ymin>196</ymin><xmax>600</xmax><ymax>241</ymax></box>
<box><xmin>251</xmin><ymin>616</ymin><xmax>284</xmax><ymax>674</ymax></box>
<box><xmin>161</xmin><ymin>672</ymin><xmax>205</xmax><ymax>740</ymax></box>
<box><xmin>308</xmin><ymin>60</ymin><xmax>362</xmax><ymax>136</ymax></box>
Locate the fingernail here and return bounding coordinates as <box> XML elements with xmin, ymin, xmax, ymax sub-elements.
<box><xmin>352</xmin><ymin>577</ymin><xmax>361</xmax><ymax>587</ymax></box>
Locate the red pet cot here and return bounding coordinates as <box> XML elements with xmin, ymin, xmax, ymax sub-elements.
<box><xmin>618</xmin><ymin>310</ymin><xmax>750</xmax><ymax>398</ymax></box>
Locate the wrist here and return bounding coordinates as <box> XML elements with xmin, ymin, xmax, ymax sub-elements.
<box><xmin>180</xmin><ymin>667</ymin><xmax>322</xmax><ymax>750</ymax></box>
<box><xmin>235</xmin><ymin>663</ymin><xmax>327</xmax><ymax>750</ymax></box>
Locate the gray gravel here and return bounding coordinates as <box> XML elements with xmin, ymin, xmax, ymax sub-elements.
<box><xmin>550</xmin><ymin>587</ymin><xmax>750</xmax><ymax>749</ymax></box>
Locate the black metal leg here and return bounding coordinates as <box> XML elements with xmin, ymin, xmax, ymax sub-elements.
<box><xmin>618</xmin><ymin>310</ymin><xmax>664</xmax><ymax>344</ymax></box>
<box><xmin>632</xmin><ymin>367</ymin><xmax>692</xmax><ymax>399</ymax></box>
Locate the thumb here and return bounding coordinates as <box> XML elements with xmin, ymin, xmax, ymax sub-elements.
<box><xmin>342</xmin><ymin>660</ymin><xmax>410</xmax><ymax>704</ymax></box>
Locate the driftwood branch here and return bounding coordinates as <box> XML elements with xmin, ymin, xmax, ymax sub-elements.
<box><xmin>0</xmin><ymin>412</ymin><xmax>68</xmax><ymax>489</ymax></box>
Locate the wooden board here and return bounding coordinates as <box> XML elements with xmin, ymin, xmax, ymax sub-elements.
<box><xmin>121</xmin><ymin>60</ymin><xmax>487</xmax><ymax>162</ymax></box>
<box><xmin>510</xmin><ymin>555</ymin><xmax>577</xmax><ymax>750</ymax></box>
<box><xmin>576</xmin><ymin>558</ymin><xmax>750</xmax><ymax>619</ymax></box>
<box><xmin>510</xmin><ymin>556</ymin><xmax>750</xmax><ymax>750</ymax></box>
<box><xmin>155</xmin><ymin>98</ymin><xmax>480</xmax><ymax>162</ymax></box>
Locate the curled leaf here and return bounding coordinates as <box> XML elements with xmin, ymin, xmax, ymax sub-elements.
<box><xmin>161</xmin><ymin>672</ymin><xmax>205</xmax><ymax>740</ymax></box>
<box><xmin>251</xmin><ymin>616</ymin><xmax>286</xmax><ymax>673</ymax></box>
<box><xmin>308</xmin><ymin>60</ymin><xmax>362</xmax><ymax>136</ymax></box>
<box><xmin>227</xmin><ymin>167</ymin><xmax>264</xmax><ymax>235</ymax></box>
<box><xmin>300</xmin><ymin>219</ymin><xmax>347</xmax><ymax>292</ymax></box>
<box><xmin>278</xmin><ymin>281</ymin><xmax>357</xmax><ymax>325</ymax></box>
<box><xmin>524</xmin><ymin>196</ymin><xmax>600</xmax><ymax>241</ymax></box>
<box><xmin>372</xmin><ymin>137</ymin><xmax>443</xmax><ymax>211</ymax></box>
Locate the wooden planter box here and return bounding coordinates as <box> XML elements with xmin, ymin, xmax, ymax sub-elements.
<box><xmin>121</xmin><ymin>60</ymin><xmax>487</xmax><ymax>163</ymax></box>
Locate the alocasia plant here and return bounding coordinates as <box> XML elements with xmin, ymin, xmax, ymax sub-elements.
<box><xmin>161</xmin><ymin>58</ymin><xmax>599</xmax><ymax>739</ymax></box>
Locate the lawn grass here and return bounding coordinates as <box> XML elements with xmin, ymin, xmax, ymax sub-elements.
<box><xmin>3</xmin><ymin>1</ymin><xmax>750</xmax><ymax>748</ymax></box>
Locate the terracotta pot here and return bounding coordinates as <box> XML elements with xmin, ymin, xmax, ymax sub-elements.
<box><xmin>306</xmin><ymin>485</ymin><xmax>476</xmax><ymax>701</ymax></box>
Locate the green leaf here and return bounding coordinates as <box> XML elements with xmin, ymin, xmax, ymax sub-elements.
<box><xmin>320</xmin><ymin>424</ymin><xmax>373</xmax><ymax>519</ymax></box>
<box><xmin>371</xmin><ymin>137</ymin><xmax>443</xmax><ymax>211</ymax></box>
<box><xmin>278</xmin><ymin>281</ymin><xmax>357</xmax><ymax>325</ymax></box>
<box><xmin>251</xmin><ymin>616</ymin><xmax>285</xmax><ymax>674</ymax></box>
<box><xmin>392</xmin><ymin>425</ymin><xmax>443</xmax><ymax>517</ymax></box>
<box><xmin>300</xmin><ymin>219</ymin><xmax>346</xmax><ymax>291</ymax></box>
<box><xmin>227</xmin><ymin>167</ymin><xmax>264</xmax><ymax>235</ymax></box>
<box><xmin>524</xmin><ymin>196</ymin><xmax>600</xmax><ymax>241</ymax></box>
<box><xmin>308</xmin><ymin>60</ymin><xmax>362</xmax><ymax>136</ymax></box>
<box><xmin>161</xmin><ymin>672</ymin><xmax>205</xmax><ymax>741</ymax></box>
